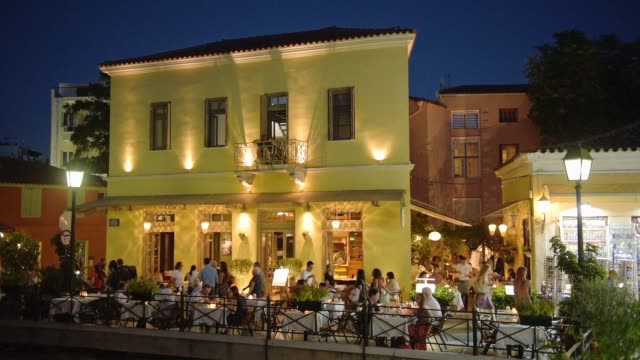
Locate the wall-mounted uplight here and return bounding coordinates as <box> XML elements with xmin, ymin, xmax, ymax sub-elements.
<box><xmin>331</xmin><ymin>220</ymin><xmax>341</xmax><ymax>229</ymax></box>
<box><xmin>143</xmin><ymin>222</ymin><xmax>152</xmax><ymax>233</ymax></box>
<box><xmin>184</xmin><ymin>158</ymin><xmax>194</xmax><ymax>171</ymax></box>
<box><xmin>200</xmin><ymin>221</ymin><xmax>210</xmax><ymax>234</ymax></box>
<box><xmin>236</xmin><ymin>173</ymin><xmax>255</xmax><ymax>188</ymax></box>
<box><xmin>372</xmin><ymin>149</ymin><xmax>387</xmax><ymax>162</ymax></box>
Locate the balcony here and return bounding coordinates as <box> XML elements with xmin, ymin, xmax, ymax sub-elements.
<box><xmin>235</xmin><ymin>139</ymin><xmax>307</xmax><ymax>170</ymax></box>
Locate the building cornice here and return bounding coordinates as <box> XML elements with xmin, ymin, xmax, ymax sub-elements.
<box><xmin>107</xmin><ymin>164</ymin><xmax>415</xmax><ymax>182</ymax></box>
<box><xmin>100</xmin><ymin>34</ymin><xmax>415</xmax><ymax>76</ymax></box>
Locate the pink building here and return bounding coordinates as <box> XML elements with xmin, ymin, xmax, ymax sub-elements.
<box><xmin>410</xmin><ymin>85</ymin><xmax>540</xmax><ymax>224</ymax></box>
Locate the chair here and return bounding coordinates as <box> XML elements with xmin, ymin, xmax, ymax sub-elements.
<box><xmin>78</xmin><ymin>297</ymin><xmax>122</xmax><ymax>326</ymax></box>
<box><xmin>475</xmin><ymin>309</ymin><xmax>499</xmax><ymax>355</ymax></box>
<box><xmin>408</xmin><ymin>323</ymin><xmax>430</xmax><ymax>350</ymax></box>
<box><xmin>228</xmin><ymin>307</ymin><xmax>256</xmax><ymax>336</ymax></box>
<box><xmin>426</xmin><ymin>316</ymin><xmax>448</xmax><ymax>351</ymax></box>
<box><xmin>318</xmin><ymin>313</ymin><xmax>354</xmax><ymax>344</ymax></box>
<box><xmin>150</xmin><ymin>303</ymin><xmax>181</xmax><ymax>330</ymax></box>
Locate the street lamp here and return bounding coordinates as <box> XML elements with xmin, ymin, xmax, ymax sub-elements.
<box><xmin>562</xmin><ymin>147</ymin><xmax>593</xmax><ymax>264</ymax></box>
<box><xmin>66</xmin><ymin>169</ymin><xmax>84</xmax><ymax>293</ymax></box>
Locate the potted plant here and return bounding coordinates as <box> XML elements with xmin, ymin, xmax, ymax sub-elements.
<box><xmin>230</xmin><ymin>258</ymin><xmax>253</xmax><ymax>288</ymax></box>
<box><xmin>491</xmin><ymin>284</ymin><xmax>510</xmax><ymax>310</ymax></box>
<box><xmin>516</xmin><ymin>295</ymin><xmax>554</xmax><ymax>327</ymax></box>
<box><xmin>127</xmin><ymin>278</ymin><xmax>159</xmax><ymax>302</ymax></box>
<box><xmin>433</xmin><ymin>285</ymin><xmax>454</xmax><ymax>310</ymax></box>
<box><xmin>293</xmin><ymin>284</ymin><xmax>328</xmax><ymax>312</ymax></box>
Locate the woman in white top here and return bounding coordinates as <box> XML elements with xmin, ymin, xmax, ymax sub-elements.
<box><xmin>474</xmin><ymin>263</ymin><xmax>495</xmax><ymax>311</ymax></box>
<box><xmin>417</xmin><ymin>286</ymin><xmax>442</xmax><ymax>324</ymax></box>
<box><xmin>172</xmin><ymin>262</ymin><xmax>184</xmax><ymax>292</ymax></box>
<box><xmin>386</xmin><ymin>272</ymin><xmax>401</xmax><ymax>296</ymax></box>
<box><xmin>185</xmin><ymin>264</ymin><xmax>198</xmax><ymax>294</ymax></box>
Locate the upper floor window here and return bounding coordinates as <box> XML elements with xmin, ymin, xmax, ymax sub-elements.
<box><xmin>62</xmin><ymin>151</ymin><xmax>73</xmax><ymax>166</ymax></box>
<box><xmin>329</xmin><ymin>87</ymin><xmax>354</xmax><ymax>140</ymax></box>
<box><xmin>21</xmin><ymin>187</ymin><xmax>42</xmax><ymax>218</ymax></box>
<box><xmin>205</xmin><ymin>98</ymin><xmax>227</xmax><ymax>147</ymax></box>
<box><xmin>451</xmin><ymin>110</ymin><xmax>479</xmax><ymax>129</ymax></box>
<box><xmin>262</xmin><ymin>94</ymin><xmax>288</xmax><ymax>140</ymax></box>
<box><xmin>150</xmin><ymin>102</ymin><xmax>170</xmax><ymax>150</ymax></box>
<box><xmin>499</xmin><ymin>144</ymin><xmax>519</xmax><ymax>164</ymax></box>
<box><xmin>63</xmin><ymin>111</ymin><xmax>75</xmax><ymax>132</ymax></box>
<box><xmin>452</xmin><ymin>137</ymin><xmax>480</xmax><ymax>178</ymax></box>
<box><xmin>499</xmin><ymin>108</ymin><xmax>518</xmax><ymax>123</ymax></box>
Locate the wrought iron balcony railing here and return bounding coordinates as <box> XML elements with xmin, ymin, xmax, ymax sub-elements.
<box><xmin>235</xmin><ymin>139</ymin><xmax>308</xmax><ymax>170</ymax></box>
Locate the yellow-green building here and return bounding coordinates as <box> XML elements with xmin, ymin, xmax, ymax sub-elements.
<box><xmin>87</xmin><ymin>27</ymin><xmax>416</xmax><ymax>292</ymax></box>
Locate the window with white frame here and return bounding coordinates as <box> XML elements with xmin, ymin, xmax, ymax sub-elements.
<box><xmin>451</xmin><ymin>110</ymin><xmax>479</xmax><ymax>129</ymax></box>
<box><xmin>205</xmin><ymin>98</ymin><xmax>227</xmax><ymax>147</ymax></box>
<box><xmin>150</xmin><ymin>102</ymin><xmax>170</xmax><ymax>150</ymax></box>
<box><xmin>452</xmin><ymin>137</ymin><xmax>480</xmax><ymax>177</ymax></box>
<box><xmin>329</xmin><ymin>87</ymin><xmax>354</xmax><ymax>140</ymax></box>
<box><xmin>452</xmin><ymin>198</ymin><xmax>481</xmax><ymax>223</ymax></box>
<box><xmin>62</xmin><ymin>151</ymin><xmax>73</xmax><ymax>166</ymax></box>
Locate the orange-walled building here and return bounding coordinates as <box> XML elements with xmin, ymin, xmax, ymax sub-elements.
<box><xmin>0</xmin><ymin>157</ymin><xmax>107</xmax><ymax>272</ymax></box>
<box><xmin>410</xmin><ymin>85</ymin><xmax>541</xmax><ymax>224</ymax></box>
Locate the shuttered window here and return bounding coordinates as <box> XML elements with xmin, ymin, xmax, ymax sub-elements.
<box><xmin>21</xmin><ymin>187</ymin><xmax>42</xmax><ymax>218</ymax></box>
<box><xmin>499</xmin><ymin>108</ymin><xmax>518</xmax><ymax>123</ymax></box>
<box><xmin>451</xmin><ymin>110</ymin><xmax>479</xmax><ymax>129</ymax></box>
<box><xmin>329</xmin><ymin>88</ymin><xmax>354</xmax><ymax>140</ymax></box>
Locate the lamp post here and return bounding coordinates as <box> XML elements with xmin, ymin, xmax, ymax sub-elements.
<box><xmin>66</xmin><ymin>170</ymin><xmax>84</xmax><ymax>293</ymax></box>
<box><xmin>562</xmin><ymin>147</ymin><xmax>593</xmax><ymax>264</ymax></box>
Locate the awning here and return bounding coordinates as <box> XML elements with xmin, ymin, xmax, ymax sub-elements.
<box><xmin>410</xmin><ymin>199</ymin><xmax>472</xmax><ymax>227</ymax></box>
<box><xmin>481</xmin><ymin>199</ymin><xmax>530</xmax><ymax>219</ymax></box>
<box><xmin>77</xmin><ymin>190</ymin><xmax>404</xmax><ymax>212</ymax></box>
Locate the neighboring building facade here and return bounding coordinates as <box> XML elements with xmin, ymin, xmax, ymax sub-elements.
<box><xmin>89</xmin><ymin>27</ymin><xmax>416</xmax><ymax>291</ymax></box>
<box><xmin>50</xmin><ymin>83</ymin><xmax>91</xmax><ymax>168</ymax></box>
<box><xmin>496</xmin><ymin>121</ymin><xmax>640</xmax><ymax>299</ymax></box>
<box><xmin>409</xmin><ymin>85</ymin><xmax>540</xmax><ymax>224</ymax></box>
<box><xmin>0</xmin><ymin>157</ymin><xmax>107</xmax><ymax>271</ymax></box>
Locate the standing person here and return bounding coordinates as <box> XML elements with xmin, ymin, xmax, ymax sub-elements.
<box><xmin>386</xmin><ymin>272</ymin><xmax>401</xmax><ymax>296</ymax></box>
<box><xmin>355</xmin><ymin>268</ymin><xmax>368</xmax><ymax>303</ymax></box>
<box><xmin>455</xmin><ymin>255</ymin><xmax>473</xmax><ymax>310</ymax></box>
<box><xmin>172</xmin><ymin>262</ymin><xmax>184</xmax><ymax>292</ymax></box>
<box><xmin>513</xmin><ymin>267</ymin><xmax>532</xmax><ymax>304</ymax></box>
<box><xmin>185</xmin><ymin>265</ymin><xmax>198</xmax><ymax>294</ymax></box>
<box><xmin>243</xmin><ymin>264</ymin><xmax>265</xmax><ymax>298</ymax></box>
<box><xmin>92</xmin><ymin>258</ymin><xmax>106</xmax><ymax>290</ymax></box>
<box><xmin>217</xmin><ymin>261</ymin><xmax>231</xmax><ymax>297</ymax></box>
<box><xmin>324</xmin><ymin>264</ymin><xmax>336</xmax><ymax>288</ymax></box>
<box><xmin>474</xmin><ymin>263</ymin><xmax>495</xmax><ymax>311</ymax></box>
<box><xmin>106</xmin><ymin>260</ymin><xmax>120</xmax><ymax>291</ymax></box>
<box><xmin>371</xmin><ymin>268</ymin><xmax>389</xmax><ymax>304</ymax></box>
<box><xmin>493</xmin><ymin>253</ymin><xmax>505</xmax><ymax>280</ymax></box>
<box><xmin>300</xmin><ymin>261</ymin><xmax>315</xmax><ymax>285</ymax></box>
<box><xmin>198</xmin><ymin>258</ymin><xmax>219</xmax><ymax>296</ymax></box>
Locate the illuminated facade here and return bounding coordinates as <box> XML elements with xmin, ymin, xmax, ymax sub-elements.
<box><xmin>88</xmin><ymin>27</ymin><xmax>416</xmax><ymax>291</ymax></box>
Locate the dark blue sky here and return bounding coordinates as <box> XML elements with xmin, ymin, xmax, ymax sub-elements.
<box><xmin>1</xmin><ymin>0</ymin><xmax>638</xmax><ymax>157</ymax></box>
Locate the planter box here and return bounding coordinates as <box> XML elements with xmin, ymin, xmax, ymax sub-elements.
<box><xmin>296</xmin><ymin>301</ymin><xmax>322</xmax><ymax>312</ymax></box>
<box><xmin>519</xmin><ymin>314</ymin><xmax>552</xmax><ymax>327</ymax></box>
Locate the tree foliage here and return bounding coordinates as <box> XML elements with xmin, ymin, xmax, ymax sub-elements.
<box><xmin>64</xmin><ymin>76</ymin><xmax>110</xmax><ymax>174</ymax></box>
<box><xmin>0</xmin><ymin>232</ymin><xmax>40</xmax><ymax>287</ymax></box>
<box><xmin>527</xmin><ymin>30</ymin><xmax>640</xmax><ymax>144</ymax></box>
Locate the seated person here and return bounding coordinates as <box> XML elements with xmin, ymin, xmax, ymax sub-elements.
<box><xmin>190</xmin><ymin>284</ymin><xmax>212</xmax><ymax>303</ymax></box>
<box><xmin>318</xmin><ymin>282</ymin><xmax>331</xmax><ymax>309</ymax></box>
<box><xmin>226</xmin><ymin>286</ymin><xmax>248</xmax><ymax>329</ymax></box>
<box><xmin>367</xmin><ymin>287</ymin><xmax>381</xmax><ymax>314</ymax></box>
<box><xmin>417</xmin><ymin>287</ymin><xmax>442</xmax><ymax>324</ymax></box>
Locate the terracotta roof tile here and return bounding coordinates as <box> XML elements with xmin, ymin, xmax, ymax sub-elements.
<box><xmin>438</xmin><ymin>84</ymin><xmax>529</xmax><ymax>95</ymax></box>
<box><xmin>101</xmin><ymin>26</ymin><xmax>415</xmax><ymax>67</ymax></box>
<box><xmin>0</xmin><ymin>157</ymin><xmax>106</xmax><ymax>187</ymax></box>
<box><xmin>540</xmin><ymin>120</ymin><xmax>640</xmax><ymax>152</ymax></box>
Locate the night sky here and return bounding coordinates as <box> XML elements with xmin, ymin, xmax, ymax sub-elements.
<box><xmin>1</xmin><ymin>0</ymin><xmax>638</xmax><ymax>158</ymax></box>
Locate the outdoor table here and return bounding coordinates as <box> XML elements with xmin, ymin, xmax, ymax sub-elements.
<box><xmin>246</xmin><ymin>297</ymin><xmax>267</xmax><ymax>327</ymax></box>
<box><xmin>370</xmin><ymin>313</ymin><xmax>416</xmax><ymax>339</ymax></box>
<box><xmin>496</xmin><ymin>309</ymin><xmax>519</xmax><ymax>323</ymax></box>
<box><xmin>494</xmin><ymin>324</ymin><xmax>547</xmax><ymax>355</ymax></box>
<box><xmin>323</xmin><ymin>300</ymin><xmax>345</xmax><ymax>320</ymax></box>
<box><xmin>120</xmin><ymin>301</ymin><xmax>154</xmax><ymax>326</ymax></box>
<box><xmin>49</xmin><ymin>294</ymin><xmax>105</xmax><ymax>322</ymax></box>
<box><xmin>280</xmin><ymin>310</ymin><xmax>329</xmax><ymax>340</ymax></box>
<box><xmin>192</xmin><ymin>304</ymin><xmax>228</xmax><ymax>332</ymax></box>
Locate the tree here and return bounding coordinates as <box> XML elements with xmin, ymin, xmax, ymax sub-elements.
<box><xmin>0</xmin><ymin>232</ymin><xmax>40</xmax><ymax>288</ymax></box>
<box><xmin>64</xmin><ymin>74</ymin><xmax>110</xmax><ymax>174</ymax></box>
<box><xmin>527</xmin><ymin>30</ymin><xmax>640</xmax><ymax>144</ymax></box>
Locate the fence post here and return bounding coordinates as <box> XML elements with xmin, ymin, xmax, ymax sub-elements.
<box><xmin>179</xmin><ymin>291</ymin><xmax>185</xmax><ymax>332</ymax></box>
<box><xmin>472</xmin><ymin>307</ymin><xmax>478</xmax><ymax>355</ymax></box>
<box><xmin>362</xmin><ymin>299</ymin><xmax>368</xmax><ymax>360</ymax></box>
<box><xmin>266</xmin><ymin>296</ymin><xmax>272</xmax><ymax>339</ymax></box>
